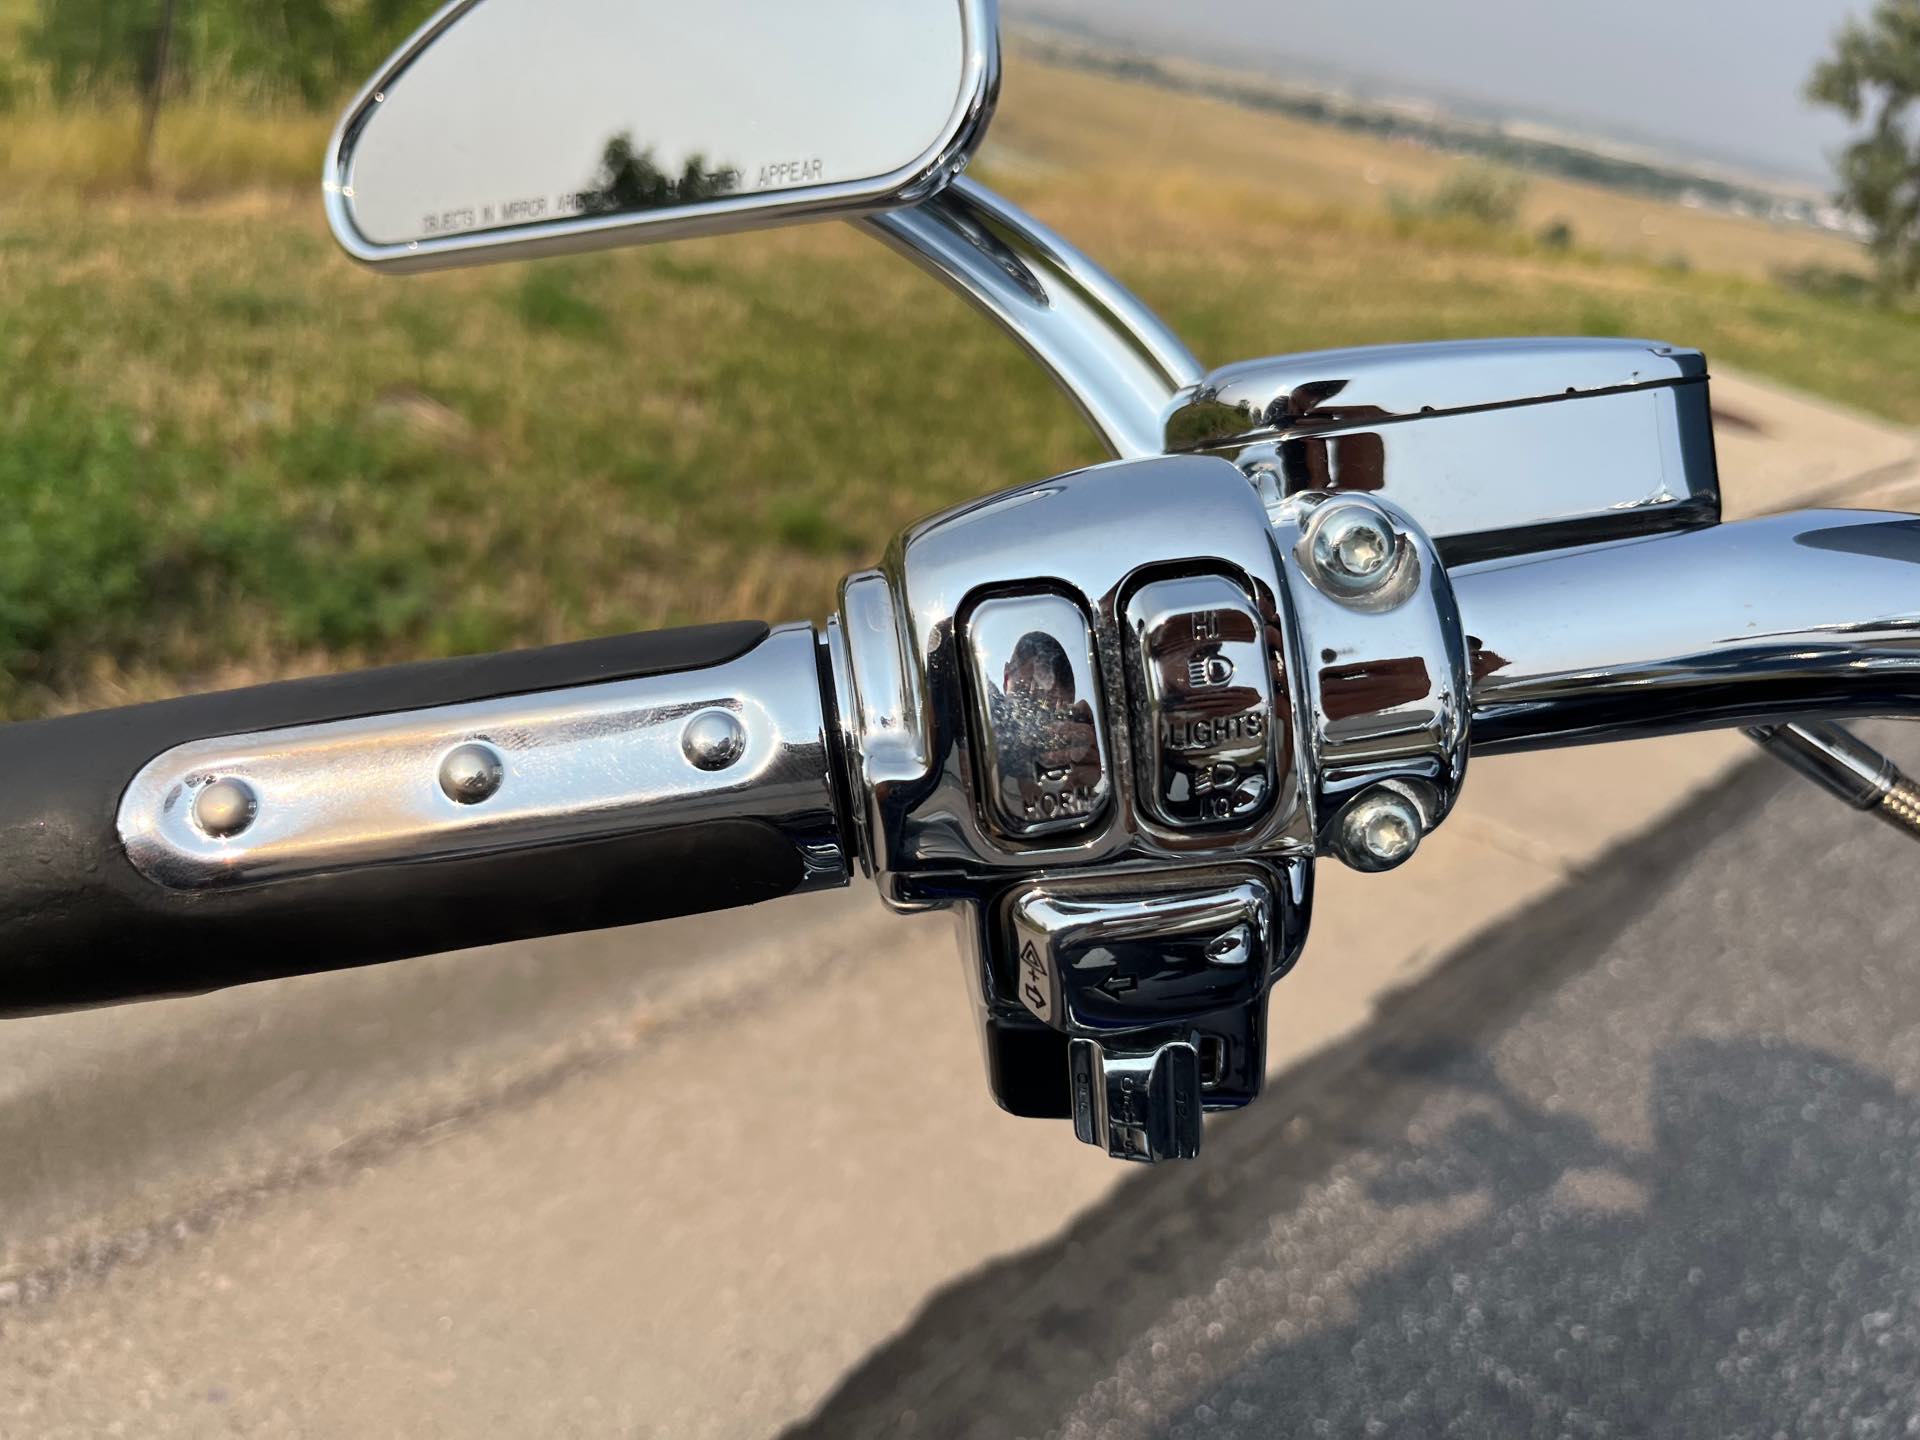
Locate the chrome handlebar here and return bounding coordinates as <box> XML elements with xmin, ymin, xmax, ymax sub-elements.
<box><xmin>87</xmin><ymin>332</ymin><xmax>1920</xmax><ymax>1164</ymax></box>
<box><xmin>16</xmin><ymin>150</ymin><xmax>1904</xmax><ymax>1154</ymax></box>
<box><xmin>1458</xmin><ymin>509</ymin><xmax>1920</xmax><ymax>752</ymax></box>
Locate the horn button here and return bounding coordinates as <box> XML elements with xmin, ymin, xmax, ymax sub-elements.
<box><xmin>962</xmin><ymin>592</ymin><xmax>1113</xmax><ymax>841</ymax></box>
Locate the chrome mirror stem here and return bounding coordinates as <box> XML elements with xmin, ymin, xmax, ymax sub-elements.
<box><xmin>862</xmin><ymin>177</ymin><xmax>1202</xmax><ymax>458</ymax></box>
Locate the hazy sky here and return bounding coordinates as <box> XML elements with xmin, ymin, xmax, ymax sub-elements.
<box><xmin>1009</xmin><ymin>0</ymin><xmax>1874</xmax><ymax>183</ymax></box>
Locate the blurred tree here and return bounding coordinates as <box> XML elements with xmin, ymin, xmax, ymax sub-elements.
<box><xmin>26</xmin><ymin>0</ymin><xmax>436</xmax><ymax>178</ymax></box>
<box><xmin>1808</xmin><ymin>0</ymin><xmax>1920</xmax><ymax>297</ymax></box>
<box><xmin>28</xmin><ymin>0</ymin><xmax>181</xmax><ymax>180</ymax></box>
<box><xmin>39</xmin><ymin>0</ymin><xmax>439</xmax><ymax>97</ymax></box>
<box><xmin>1386</xmin><ymin>163</ymin><xmax>1528</xmax><ymax>232</ymax></box>
<box><xmin>28</xmin><ymin>0</ymin><xmax>170</xmax><ymax>102</ymax></box>
<box><xmin>137</xmin><ymin>0</ymin><xmax>178</xmax><ymax>183</ymax></box>
<box><xmin>1426</xmin><ymin>164</ymin><xmax>1528</xmax><ymax>227</ymax></box>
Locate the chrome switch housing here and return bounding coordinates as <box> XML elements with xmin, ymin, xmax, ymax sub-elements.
<box><xmin>1123</xmin><ymin>573</ymin><xmax>1281</xmax><ymax>831</ymax></box>
<box><xmin>826</xmin><ymin>451</ymin><xmax>1466</xmax><ymax>1162</ymax></box>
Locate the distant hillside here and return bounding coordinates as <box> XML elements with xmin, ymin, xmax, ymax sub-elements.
<box><xmin>1011</xmin><ymin>24</ymin><xmax>1861</xmax><ymax>241</ymax></box>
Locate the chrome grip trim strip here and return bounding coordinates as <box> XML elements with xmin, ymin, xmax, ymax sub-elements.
<box><xmin>117</xmin><ymin>624</ymin><xmax>848</xmax><ymax>891</ymax></box>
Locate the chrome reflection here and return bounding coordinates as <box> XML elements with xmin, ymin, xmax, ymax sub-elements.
<box><xmin>1007</xmin><ymin>875</ymin><xmax>1276</xmax><ymax>1033</ymax></box>
<box><xmin>1170</xmin><ymin>339</ymin><xmax>1720</xmax><ymax>563</ymax></box>
<box><xmin>1269</xmin><ymin>491</ymin><xmax>1469</xmax><ymax>853</ymax></box>
<box><xmin>964</xmin><ymin>593</ymin><xmax>1112</xmax><ymax>840</ymax></box>
<box><xmin>1122</xmin><ymin>573</ymin><xmax>1281</xmax><ymax>831</ymax></box>
<box><xmin>1167</xmin><ymin>338</ymin><xmax>1706</xmax><ymax>446</ymax></box>
<box><xmin>836</xmin><ymin>453</ymin><xmax>1308</xmax><ymax>894</ymax></box>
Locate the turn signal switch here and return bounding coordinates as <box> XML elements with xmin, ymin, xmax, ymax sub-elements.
<box><xmin>1009</xmin><ymin>875</ymin><xmax>1297</xmax><ymax>1161</ymax></box>
<box><xmin>827</xmin><ymin>453</ymin><xmax>1469</xmax><ymax>1160</ymax></box>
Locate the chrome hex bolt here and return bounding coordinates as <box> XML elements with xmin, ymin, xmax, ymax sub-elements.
<box><xmin>192</xmin><ymin>777</ymin><xmax>258</xmax><ymax>839</ymax></box>
<box><xmin>1306</xmin><ymin>500</ymin><xmax>1399</xmax><ymax>600</ymax></box>
<box><xmin>1336</xmin><ymin>788</ymin><xmax>1423</xmax><ymax>872</ymax></box>
<box><xmin>439</xmin><ymin>741</ymin><xmax>505</xmax><ymax>805</ymax></box>
<box><xmin>681</xmin><ymin>710</ymin><xmax>747</xmax><ymax>772</ymax></box>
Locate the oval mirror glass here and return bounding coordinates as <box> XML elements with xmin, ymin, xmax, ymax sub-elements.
<box><xmin>326</xmin><ymin>0</ymin><xmax>998</xmax><ymax>270</ymax></box>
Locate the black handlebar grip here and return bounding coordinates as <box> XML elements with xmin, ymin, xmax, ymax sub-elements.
<box><xmin>0</xmin><ymin>623</ymin><xmax>822</xmax><ymax>1016</ymax></box>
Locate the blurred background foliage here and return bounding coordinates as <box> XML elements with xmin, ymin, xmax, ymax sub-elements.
<box><xmin>0</xmin><ymin>1</ymin><xmax>1916</xmax><ymax>720</ymax></box>
<box><xmin>24</xmin><ymin>0</ymin><xmax>417</xmax><ymax>104</ymax></box>
<box><xmin>1807</xmin><ymin>0</ymin><xmax>1920</xmax><ymax>298</ymax></box>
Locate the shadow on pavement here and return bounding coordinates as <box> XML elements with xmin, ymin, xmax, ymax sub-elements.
<box><xmin>785</xmin><ymin>757</ymin><xmax>1920</xmax><ymax>1438</ymax></box>
<box><xmin>1146</xmin><ymin>1037</ymin><xmax>1920</xmax><ymax>1438</ymax></box>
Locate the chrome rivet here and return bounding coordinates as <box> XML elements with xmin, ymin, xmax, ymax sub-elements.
<box><xmin>682</xmin><ymin>710</ymin><xmax>747</xmax><ymax>771</ymax></box>
<box><xmin>439</xmin><ymin>742</ymin><xmax>504</xmax><ymax>804</ymax></box>
<box><xmin>193</xmin><ymin>777</ymin><xmax>258</xmax><ymax>839</ymax></box>
<box><xmin>1307</xmin><ymin>501</ymin><xmax>1398</xmax><ymax>599</ymax></box>
<box><xmin>1336</xmin><ymin>789</ymin><xmax>1423</xmax><ymax>872</ymax></box>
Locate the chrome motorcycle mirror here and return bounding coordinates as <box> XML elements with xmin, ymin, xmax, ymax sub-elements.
<box><xmin>325</xmin><ymin>0</ymin><xmax>999</xmax><ymax>271</ymax></box>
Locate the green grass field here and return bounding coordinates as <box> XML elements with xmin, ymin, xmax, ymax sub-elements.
<box><xmin>1</xmin><ymin>49</ymin><xmax>1917</xmax><ymax>718</ymax></box>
